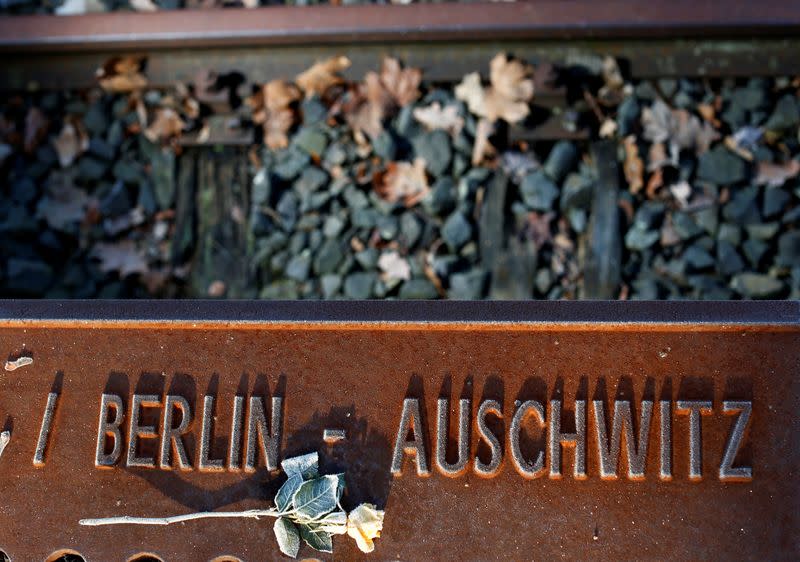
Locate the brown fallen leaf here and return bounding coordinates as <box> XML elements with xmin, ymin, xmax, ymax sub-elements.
<box><xmin>207</xmin><ymin>280</ymin><xmax>227</xmax><ymax>297</ymax></box>
<box><xmin>660</xmin><ymin>215</ymin><xmax>681</xmax><ymax>246</ymax></box>
<box><xmin>378</xmin><ymin>57</ymin><xmax>422</xmax><ymax>107</ymax></box>
<box><xmin>755</xmin><ymin>159</ymin><xmax>800</xmax><ymax>187</ymax></box>
<box><xmin>642</xmin><ymin>98</ymin><xmax>718</xmax><ymax>157</ymax></box>
<box><xmin>413</xmin><ymin>102</ymin><xmax>464</xmax><ymax>136</ymax></box>
<box><xmin>623</xmin><ymin>135</ymin><xmax>644</xmax><ymax>195</ymax></box>
<box><xmin>455</xmin><ymin>53</ymin><xmax>534</xmax><ymax>124</ymax></box>
<box><xmin>375</xmin><ymin>158</ymin><xmax>430</xmax><ymax>207</ymax></box>
<box><xmin>96</xmin><ymin>56</ymin><xmax>148</xmax><ymax>93</ymax></box>
<box><xmin>24</xmin><ymin>107</ymin><xmax>48</xmax><ymax>154</ymax></box>
<box><xmin>130</xmin><ymin>0</ymin><xmax>158</xmax><ymax>11</ymax></box>
<box><xmin>91</xmin><ymin>241</ymin><xmax>149</xmax><ymax>278</ymax></box>
<box><xmin>523</xmin><ymin>211</ymin><xmax>553</xmax><ymax>251</ymax></box>
<box><xmin>52</xmin><ymin>117</ymin><xmax>89</xmax><ymax>167</ymax></box>
<box><xmin>669</xmin><ymin>180</ymin><xmax>692</xmax><ymax>208</ymax></box>
<box><xmin>144</xmin><ymin>108</ymin><xmax>186</xmax><ymax>143</ymax></box>
<box><xmin>598</xmin><ymin>56</ymin><xmax>626</xmax><ymax>106</ymax></box>
<box><xmin>296</xmin><ymin>56</ymin><xmax>351</xmax><ymax>98</ymax></box>
<box><xmin>248</xmin><ymin>79</ymin><xmax>301</xmax><ymax>149</ymax></box>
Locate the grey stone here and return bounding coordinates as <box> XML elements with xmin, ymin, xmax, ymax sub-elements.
<box><xmin>535</xmin><ymin>268</ymin><xmax>554</xmax><ymax>295</ymax></box>
<box><xmin>352</xmin><ymin>208</ymin><xmax>378</xmax><ymax>229</ymax></box>
<box><xmin>343</xmin><ymin>185</ymin><xmax>370</xmax><ymax>210</ymax></box>
<box><xmin>292</xmin><ymin>126</ymin><xmax>328</xmax><ymax>157</ymax></box>
<box><xmin>88</xmin><ymin>137</ymin><xmax>115</xmax><ymax>161</ymax></box>
<box><xmin>422</xmin><ymin>177</ymin><xmax>456</xmax><ymax>216</ymax></box>
<box><xmin>373</xmin><ymin>131</ymin><xmax>397</xmax><ymax>161</ymax></box>
<box><xmin>78</xmin><ymin>156</ymin><xmax>109</xmax><ymax>182</ymax></box>
<box><xmin>260</xmin><ymin>280</ymin><xmax>299</xmax><ymax>299</ymax></box>
<box><xmin>763</xmin><ymin>188</ymin><xmax>791</xmax><ymax>218</ymax></box>
<box><xmin>400</xmin><ymin>212</ymin><xmax>422</xmax><ymax>248</ymax></box>
<box><xmin>722</xmin><ymin>186</ymin><xmax>761</xmax><ymax>223</ymax></box>
<box><xmin>448</xmin><ymin>269</ymin><xmax>488</xmax><ymax>300</ymax></box>
<box><xmin>320</xmin><ymin>274</ymin><xmax>342</xmax><ymax>298</ymax></box>
<box><xmin>276</xmin><ymin>191</ymin><xmax>299</xmax><ymax>231</ymax></box>
<box><xmin>5</xmin><ymin>258</ymin><xmax>53</xmax><ymax>295</ymax></box>
<box><xmin>285</xmin><ymin>250</ymin><xmax>312</xmax><ymax>282</ymax></box>
<box><xmin>251</xmin><ymin>168</ymin><xmax>271</xmax><ymax>206</ymax></box>
<box><xmin>764</xmin><ymin>94</ymin><xmax>800</xmax><ymax>131</ymax></box>
<box><xmin>745</xmin><ymin>222</ymin><xmax>780</xmax><ymax>240</ymax></box>
<box><xmin>697</xmin><ymin>146</ymin><xmax>748</xmax><ymax>185</ymax></box>
<box><xmin>414</xmin><ymin>130</ymin><xmax>452</xmax><ymax>177</ymax></box>
<box><xmin>777</xmin><ymin>230</ymin><xmax>800</xmax><ymax>267</ymax></box>
<box><xmin>294</xmin><ymin>167</ymin><xmax>328</xmax><ymax>195</ymax></box>
<box><xmin>84</xmin><ymin>103</ymin><xmax>109</xmax><ymax>135</ymax></box>
<box><xmin>625</xmin><ymin>225</ymin><xmax>660</xmax><ymax>251</ymax></box>
<box><xmin>692</xmin><ymin>207</ymin><xmax>719</xmax><ymax>236</ymax></box>
<box><xmin>568</xmin><ymin>207</ymin><xmax>588</xmax><ymax>234</ymax></box>
<box><xmin>730</xmin><ymin>272</ymin><xmax>785</xmax><ymax>298</ymax></box>
<box><xmin>543</xmin><ymin>141</ymin><xmax>578</xmax><ymax>183</ymax></box>
<box><xmin>441</xmin><ymin>211</ymin><xmax>473</xmax><ymax>252</ymax></box>
<box><xmin>634</xmin><ymin>202</ymin><xmax>665</xmax><ymax>230</ymax></box>
<box><xmin>742</xmin><ymin>238</ymin><xmax>769</xmax><ymax>267</ymax></box>
<box><xmin>99</xmin><ymin>180</ymin><xmax>131</xmax><ymax>217</ymax></box>
<box><xmin>355</xmin><ymin>248</ymin><xmax>379</xmax><ymax>270</ymax></box>
<box><xmin>399</xmin><ymin>278</ymin><xmax>439</xmax><ymax>299</ymax></box>
<box><xmin>683</xmin><ymin>245</ymin><xmax>715</xmax><ymax>271</ymax></box>
<box><xmin>288</xmin><ymin>231</ymin><xmax>308</xmax><ymax>255</ymax></box>
<box><xmin>520</xmin><ymin>170</ymin><xmax>559</xmax><ymax>211</ymax></box>
<box><xmin>717</xmin><ymin>240</ymin><xmax>745</xmax><ymax>276</ymax></box>
<box><xmin>273</xmin><ymin>148</ymin><xmax>310</xmax><ymax>180</ymax></box>
<box><xmin>376</xmin><ymin>214</ymin><xmax>399</xmax><ymax>240</ymax></box>
<box><xmin>672</xmin><ymin>212</ymin><xmax>703</xmax><ymax>240</ymax></box>
<box><xmin>323</xmin><ymin>215</ymin><xmax>346</xmax><ymax>238</ymax></box>
<box><xmin>313</xmin><ymin>238</ymin><xmax>344</xmax><ymax>275</ymax></box>
<box><xmin>560</xmin><ymin>172</ymin><xmax>593</xmax><ymax>211</ymax></box>
<box><xmin>344</xmin><ymin>272</ymin><xmax>376</xmax><ymax>299</ymax></box>
<box><xmin>301</xmin><ymin>96</ymin><xmax>328</xmax><ymax>125</ymax></box>
<box><xmin>617</xmin><ymin>96</ymin><xmax>640</xmax><ymax>137</ymax></box>
<box><xmin>717</xmin><ymin>223</ymin><xmax>742</xmax><ymax>245</ymax></box>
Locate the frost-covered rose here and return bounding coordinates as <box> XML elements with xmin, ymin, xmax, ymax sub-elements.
<box><xmin>346</xmin><ymin>503</ymin><xmax>385</xmax><ymax>553</ymax></box>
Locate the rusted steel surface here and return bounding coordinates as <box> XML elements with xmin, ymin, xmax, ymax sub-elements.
<box><xmin>1</xmin><ymin>2</ymin><xmax>799</xmax><ymax>52</ymax></box>
<box><xmin>0</xmin><ymin>301</ymin><xmax>798</xmax><ymax>561</ymax></box>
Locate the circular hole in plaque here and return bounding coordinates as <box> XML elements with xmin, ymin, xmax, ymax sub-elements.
<box><xmin>0</xmin><ymin>550</ymin><xmax>10</xmax><ymax>562</ymax></box>
<box><xmin>45</xmin><ymin>551</ymin><xmax>85</xmax><ymax>562</ymax></box>
<box><xmin>209</xmin><ymin>558</ymin><xmax>243</xmax><ymax>562</ymax></box>
<box><xmin>127</xmin><ymin>555</ymin><xmax>164</xmax><ymax>562</ymax></box>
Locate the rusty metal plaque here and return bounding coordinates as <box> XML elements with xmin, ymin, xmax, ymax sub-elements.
<box><xmin>0</xmin><ymin>301</ymin><xmax>798</xmax><ymax>561</ymax></box>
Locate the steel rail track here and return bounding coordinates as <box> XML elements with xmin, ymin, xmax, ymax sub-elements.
<box><xmin>0</xmin><ymin>2</ymin><xmax>799</xmax><ymax>51</ymax></box>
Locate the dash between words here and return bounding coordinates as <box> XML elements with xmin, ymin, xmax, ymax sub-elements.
<box><xmin>31</xmin><ymin>391</ymin><xmax>753</xmax><ymax>481</ymax></box>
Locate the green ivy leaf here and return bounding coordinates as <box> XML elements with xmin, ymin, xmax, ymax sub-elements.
<box><xmin>298</xmin><ymin>523</ymin><xmax>334</xmax><ymax>553</ymax></box>
<box><xmin>292</xmin><ymin>474</ymin><xmax>339</xmax><ymax>521</ymax></box>
<box><xmin>273</xmin><ymin>517</ymin><xmax>301</xmax><ymax>558</ymax></box>
<box><xmin>281</xmin><ymin>452</ymin><xmax>319</xmax><ymax>480</ymax></box>
<box><xmin>275</xmin><ymin>474</ymin><xmax>303</xmax><ymax>513</ymax></box>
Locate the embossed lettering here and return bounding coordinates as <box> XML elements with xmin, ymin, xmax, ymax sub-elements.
<box><xmin>33</xmin><ymin>392</ymin><xmax>59</xmax><ymax>467</ymax></box>
<box><xmin>549</xmin><ymin>399</ymin><xmax>587</xmax><ymax>479</ymax></box>
<box><xmin>659</xmin><ymin>400</ymin><xmax>672</xmax><ymax>481</ymax></box>
<box><xmin>510</xmin><ymin>400</ymin><xmax>546</xmax><ymax>479</ymax></box>
<box><xmin>199</xmin><ymin>395</ymin><xmax>225</xmax><ymax>472</ymax></box>
<box><xmin>126</xmin><ymin>394</ymin><xmax>162</xmax><ymax>469</ymax></box>
<box><xmin>593</xmin><ymin>400</ymin><xmax>653</xmax><ymax>480</ymax></box>
<box><xmin>435</xmin><ymin>398</ymin><xmax>470</xmax><ymax>477</ymax></box>
<box><xmin>676</xmin><ymin>400</ymin><xmax>713</xmax><ymax>480</ymax></box>
<box><xmin>228</xmin><ymin>395</ymin><xmax>245</xmax><ymax>471</ymax></box>
<box><xmin>719</xmin><ymin>400</ymin><xmax>753</xmax><ymax>481</ymax></box>
<box><xmin>95</xmin><ymin>393</ymin><xmax>124</xmax><ymax>468</ymax></box>
<box><xmin>475</xmin><ymin>399</ymin><xmax>503</xmax><ymax>477</ymax></box>
<box><xmin>159</xmin><ymin>395</ymin><xmax>192</xmax><ymax>471</ymax></box>
<box><xmin>244</xmin><ymin>396</ymin><xmax>282</xmax><ymax>472</ymax></box>
<box><xmin>391</xmin><ymin>398</ymin><xmax>430</xmax><ymax>476</ymax></box>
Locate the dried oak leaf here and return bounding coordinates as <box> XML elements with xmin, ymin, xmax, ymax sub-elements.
<box><xmin>623</xmin><ymin>135</ymin><xmax>644</xmax><ymax>195</ymax></box>
<box><xmin>144</xmin><ymin>108</ymin><xmax>186</xmax><ymax>143</ymax></box>
<box><xmin>24</xmin><ymin>107</ymin><xmax>48</xmax><ymax>154</ymax></box>
<box><xmin>412</xmin><ymin>102</ymin><xmax>464</xmax><ymax>136</ymax></box>
<box><xmin>375</xmin><ymin>158</ymin><xmax>430</xmax><ymax>207</ymax></box>
<box><xmin>247</xmin><ymin>80</ymin><xmax>301</xmax><ymax>149</ymax></box>
<box><xmin>130</xmin><ymin>0</ymin><xmax>158</xmax><ymax>11</ymax></box>
<box><xmin>52</xmin><ymin>117</ymin><xmax>89</xmax><ymax>167</ymax></box>
<box><xmin>755</xmin><ymin>159</ymin><xmax>800</xmax><ymax>188</ymax></box>
<box><xmin>456</xmin><ymin>53</ymin><xmax>534</xmax><ymax>124</ymax></box>
<box><xmin>295</xmin><ymin>56</ymin><xmax>351</xmax><ymax>98</ymax></box>
<box><xmin>91</xmin><ymin>241</ymin><xmax>148</xmax><ymax>278</ymax></box>
<box><xmin>377</xmin><ymin>57</ymin><xmax>421</xmax><ymax>107</ymax></box>
<box><xmin>96</xmin><ymin>56</ymin><xmax>148</xmax><ymax>93</ymax></box>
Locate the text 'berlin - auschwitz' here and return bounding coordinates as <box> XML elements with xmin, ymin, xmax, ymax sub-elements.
<box><xmin>32</xmin><ymin>383</ymin><xmax>752</xmax><ymax>482</ymax></box>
